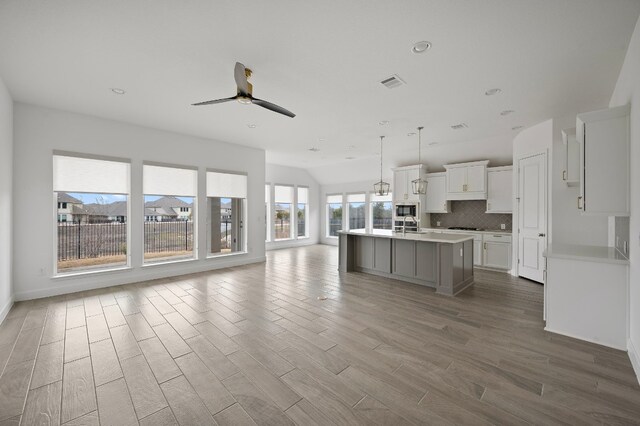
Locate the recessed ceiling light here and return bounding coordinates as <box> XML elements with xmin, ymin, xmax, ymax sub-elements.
<box><xmin>379</xmin><ymin>120</ymin><xmax>389</xmax><ymax>126</ymax></box>
<box><xmin>110</xmin><ymin>88</ymin><xmax>126</xmax><ymax>95</ymax></box>
<box><xmin>319</xmin><ymin>138</ymin><xmax>325</xmax><ymax>142</ymax></box>
<box><xmin>428</xmin><ymin>142</ymin><xmax>439</xmax><ymax>146</ymax></box>
<box><xmin>500</xmin><ymin>110</ymin><xmax>515</xmax><ymax>116</ymax></box>
<box><xmin>485</xmin><ymin>88</ymin><xmax>501</xmax><ymax>96</ymax></box>
<box><xmin>308</xmin><ymin>147</ymin><xmax>320</xmax><ymax>152</ymax></box>
<box><xmin>407</xmin><ymin>132</ymin><xmax>416</xmax><ymax>137</ymax></box>
<box><xmin>512</xmin><ymin>125</ymin><xmax>523</xmax><ymax>130</ymax></box>
<box><xmin>411</xmin><ymin>41</ymin><xmax>432</xmax><ymax>54</ymax></box>
<box><xmin>345</xmin><ymin>156</ymin><xmax>356</xmax><ymax>160</ymax></box>
<box><xmin>347</xmin><ymin>145</ymin><xmax>356</xmax><ymax>149</ymax></box>
<box><xmin>247</xmin><ymin>124</ymin><xmax>257</xmax><ymax>128</ymax></box>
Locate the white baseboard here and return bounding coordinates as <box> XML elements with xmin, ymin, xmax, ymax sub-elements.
<box><xmin>15</xmin><ymin>256</ymin><xmax>266</xmax><ymax>301</ymax></box>
<box><xmin>628</xmin><ymin>338</ymin><xmax>640</xmax><ymax>386</ymax></box>
<box><xmin>0</xmin><ymin>296</ymin><xmax>14</xmax><ymax>325</ymax></box>
<box><xmin>266</xmin><ymin>239</ymin><xmax>318</xmax><ymax>251</ymax></box>
<box><xmin>544</xmin><ymin>326</ymin><xmax>627</xmax><ymax>351</ymax></box>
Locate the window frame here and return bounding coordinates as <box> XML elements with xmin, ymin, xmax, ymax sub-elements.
<box><xmin>52</xmin><ymin>152</ymin><xmax>132</xmax><ymax>277</ymax></box>
<box><xmin>265</xmin><ymin>183</ymin><xmax>272</xmax><ymax>243</ymax></box>
<box><xmin>205</xmin><ymin>169</ymin><xmax>248</xmax><ymax>258</ymax></box>
<box><xmin>142</xmin><ymin>162</ymin><xmax>198</xmax><ymax>266</ymax></box>
<box><xmin>325</xmin><ymin>193</ymin><xmax>343</xmax><ymax>239</ymax></box>
<box><xmin>346</xmin><ymin>192</ymin><xmax>367</xmax><ymax>231</ymax></box>
<box><xmin>273</xmin><ymin>184</ymin><xmax>295</xmax><ymax>241</ymax></box>
<box><xmin>369</xmin><ymin>192</ymin><xmax>393</xmax><ymax>231</ymax></box>
<box><xmin>296</xmin><ymin>186</ymin><xmax>309</xmax><ymax>239</ymax></box>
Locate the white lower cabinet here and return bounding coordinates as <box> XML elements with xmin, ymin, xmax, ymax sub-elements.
<box><xmin>481</xmin><ymin>234</ymin><xmax>511</xmax><ymax>270</ymax></box>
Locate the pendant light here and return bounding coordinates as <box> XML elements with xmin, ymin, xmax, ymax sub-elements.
<box><xmin>411</xmin><ymin>126</ymin><xmax>428</xmax><ymax>195</ymax></box>
<box><xmin>373</xmin><ymin>136</ymin><xmax>390</xmax><ymax>196</ymax></box>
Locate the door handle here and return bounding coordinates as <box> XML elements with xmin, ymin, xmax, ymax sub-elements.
<box><xmin>483</xmin><ymin>242</ymin><xmax>487</xmax><ymax>250</ymax></box>
<box><xmin>538</xmin><ymin>233</ymin><xmax>546</xmax><ymax>237</ymax></box>
<box><xmin>577</xmin><ymin>196</ymin><xmax>583</xmax><ymax>209</ymax></box>
<box><xmin>443</xmin><ymin>202</ymin><xmax>446</xmax><ymax>210</ymax></box>
<box><xmin>562</xmin><ymin>170</ymin><xmax>567</xmax><ymax>181</ymax></box>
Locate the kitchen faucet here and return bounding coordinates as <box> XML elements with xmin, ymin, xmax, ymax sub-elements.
<box><xmin>402</xmin><ymin>215</ymin><xmax>417</xmax><ymax>235</ymax></box>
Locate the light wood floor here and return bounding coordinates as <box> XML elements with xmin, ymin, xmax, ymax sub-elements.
<box><xmin>1</xmin><ymin>244</ymin><xmax>639</xmax><ymax>425</ymax></box>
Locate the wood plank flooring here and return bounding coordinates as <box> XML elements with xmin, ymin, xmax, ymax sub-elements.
<box><xmin>1</xmin><ymin>244</ymin><xmax>639</xmax><ymax>425</ymax></box>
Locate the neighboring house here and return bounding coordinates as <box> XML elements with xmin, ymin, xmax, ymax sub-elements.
<box><xmin>145</xmin><ymin>196</ymin><xmax>192</xmax><ymax>221</ymax></box>
<box><xmin>83</xmin><ymin>201</ymin><xmax>128</xmax><ymax>223</ymax></box>
<box><xmin>56</xmin><ymin>192</ymin><xmax>83</xmax><ymax>222</ymax></box>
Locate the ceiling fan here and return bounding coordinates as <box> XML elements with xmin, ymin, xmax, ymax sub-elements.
<box><xmin>192</xmin><ymin>62</ymin><xmax>295</xmax><ymax>118</ymax></box>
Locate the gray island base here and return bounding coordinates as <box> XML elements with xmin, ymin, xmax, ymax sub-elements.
<box><xmin>338</xmin><ymin>229</ymin><xmax>474</xmax><ymax>296</ymax></box>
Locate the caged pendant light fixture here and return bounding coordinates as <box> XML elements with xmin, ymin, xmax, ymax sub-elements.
<box><xmin>373</xmin><ymin>136</ymin><xmax>390</xmax><ymax>196</ymax></box>
<box><xmin>411</xmin><ymin>126</ymin><xmax>428</xmax><ymax>195</ymax></box>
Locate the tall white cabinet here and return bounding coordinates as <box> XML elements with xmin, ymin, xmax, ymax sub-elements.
<box><xmin>486</xmin><ymin>166</ymin><xmax>512</xmax><ymax>213</ymax></box>
<box><xmin>392</xmin><ymin>165</ymin><xmax>427</xmax><ymax>204</ymax></box>
<box><xmin>424</xmin><ymin>173</ymin><xmax>450</xmax><ymax>213</ymax></box>
<box><xmin>577</xmin><ymin>104</ymin><xmax>630</xmax><ymax>216</ymax></box>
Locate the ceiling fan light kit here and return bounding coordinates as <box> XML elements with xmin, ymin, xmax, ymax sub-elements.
<box><xmin>192</xmin><ymin>62</ymin><xmax>295</xmax><ymax>118</ymax></box>
<box><xmin>411</xmin><ymin>126</ymin><xmax>428</xmax><ymax>195</ymax></box>
<box><xmin>373</xmin><ymin>136</ymin><xmax>391</xmax><ymax>196</ymax></box>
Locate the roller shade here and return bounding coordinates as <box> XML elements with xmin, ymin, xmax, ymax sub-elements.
<box><xmin>274</xmin><ymin>185</ymin><xmax>293</xmax><ymax>203</ymax></box>
<box><xmin>207</xmin><ymin>171</ymin><xmax>247</xmax><ymax>198</ymax></box>
<box><xmin>53</xmin><ymin>155</ymin><xmax>130</xmax><ymax>194</ymax></box>
<box><xmin>370</xmin><ymin>192</ymin><xmax>392</xmax><ymax>202</ymax></box>
<box><xmin>144</xmin><ymin>165</ymin><xmax>197</xmax><ymax>197</ymax></box>
<box><xmin>297</xmin><ymin>187</ymin><xmax>308</xmax><ymax>204</ymax></box>
<box><xmin>326</xmin><ymin>194</ymin><xmax>342</xmax><ymax>204</ymax></box>
<box><xmin>347</xmin><ymin>193</ymin><xmax>366</xmax><ymax>203</ymax></box>
<box><xmin>265</xmin><ymin>184</ymin><xmax>271</xmax><ymax>202</ymax></box>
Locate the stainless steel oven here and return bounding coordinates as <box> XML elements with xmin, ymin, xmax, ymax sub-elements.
<box><xmin>395</xmin><ymin>203</ymin><xmax>418</xmax><ymax>218</ymax></box>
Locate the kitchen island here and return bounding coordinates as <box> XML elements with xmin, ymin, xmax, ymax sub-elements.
<box><xmin>338</xmin><ymin>229</ymin><xmax>474</xmax><ymax>296</ymax></box>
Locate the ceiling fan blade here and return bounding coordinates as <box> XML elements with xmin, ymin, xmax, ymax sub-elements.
<box><xmin>191</xmin><ymin>96</ymin><xmax>237</xmax><ymax>106</ymax></box>
<box><xmin>251</xmin><ymin>97</ymin><xmax>296</xmax><ymax>118</ymax></box>
<box><xmin>234</xmin><ymin>62</ymin><xmax>250</xmax><ymax>95</ymax></box>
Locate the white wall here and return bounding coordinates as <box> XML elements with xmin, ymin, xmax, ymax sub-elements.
<box><xmin>0</xmin><ymin>76</ymin><xmax>13</xmax><ymax>321</ymax></box>
<box><xmin>12</xmin><ymin>103</ymin><xmax>266</xmax><ymax>301</ymax></box>
<box><xmin>610</xmin><ymin>14</ymin><xmax>640</xmax><ymax>381</ymax></box>
<box><xmin>265</xmin><ymin>163</ymin><xmax>320</xmax><ymax>250</ymax></box>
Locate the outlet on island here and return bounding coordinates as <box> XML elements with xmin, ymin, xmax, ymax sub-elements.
<box><xmin>436</xmin><ymin>221</ymin><xmax>441</xmax><ymax>227</ymax></box>
<box><xmin>500</xmin><ymin>224</ymin><xmax>506</xmax><ymax>230</ymax></box>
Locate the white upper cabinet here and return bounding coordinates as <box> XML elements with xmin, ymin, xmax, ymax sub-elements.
<box><xmin>392</xmin><ymin>165</ymin><xmax>427</xmax><ymax>204</ymax></box>
<box><xmin>486</xmin><ymin>166</ymin><xmax>512</xmax><ymax>213</ymax></box>
<box><xmin>444</xmin><ymin>160</ymin><xmax>489</xmax><ymax>200</ymax></box>
<box><xmin>577</xmin><ymin>104</ymin><xmax>630</xmax><ymax>216</ymax></box>
<box><xmin>424</xmin><ymin>173</ymin><xmax>450</xmax><ymax>213</ymax></box>
<box><xmin>561</xmin><ymin>128</ymin><xmax>579</xmax><ymax>187</ymax></box>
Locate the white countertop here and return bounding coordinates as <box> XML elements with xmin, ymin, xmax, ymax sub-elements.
<box><xmin>544</xmin><ymin>243</ymin><xmax>629</xmax><ymax>265</ymax></box>
<box><xmin>338</xmin><ymin>229</ymin><xmax>474</xmax><ymax>243</ymax></box>
<box><xmin>421</xmin><ymin>227</ymin><xmax>512</xmax><ymax>235</ymax></box>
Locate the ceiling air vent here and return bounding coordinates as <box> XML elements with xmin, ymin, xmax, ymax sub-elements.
<box><xmin>380</xmin><ymin>74</ymin><xmax>406</xmax><ymax>89</ymax></box>
<box><xmin>450</xmin><ymin>123</ymin><xmax>468</xmax><ymax>130</ymax></box>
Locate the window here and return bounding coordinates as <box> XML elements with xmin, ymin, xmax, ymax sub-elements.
<box><xmin>297</xmin><ymin>187</ymin><xmax>309</xmax><ymax>238</ymax></box>
<box><xmin>207</xmin><ymin>171</ymin><xmax>247</xmax><ymax>255</ymax></box>
<box><xmin>53</xmin><ymin>155</ymin><xmax>130</xmax><ymax>274</ymax></box>
<box><xmin>274</xmin><ymin>185</ymin><xmax>294</xmax><ymax>240</ymax></box>
<box><xmin>265</xmin><ymin>184</ymin><xmax>271</xmax><ymax>242</ymax></box>
<box><xmin>370</xmin><ymin>192</ymin><xmax>393</xmax><ymax>230</ymax></box>
<box><xmin>326</xmin><ymin>194</ymin><xmax>343</xmax><ymax>237</ymax></box>
<box><xmin>143</xmin><ymin>164</ymin><xmax>197</xmax><ymax>264</ymax></box>
<box><xmin>347</xmin><ymin>193</ymin><xmax>366</xmax><ymax>230</ymax></box>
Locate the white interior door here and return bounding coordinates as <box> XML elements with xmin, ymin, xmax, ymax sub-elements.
<box><xmin>518</xmin><ymin>153</ymin><xmax>546</xmax><ymax>283</ymax></box>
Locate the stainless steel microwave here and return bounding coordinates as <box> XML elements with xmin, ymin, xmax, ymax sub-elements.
<box><xmin>395</xmin><ymin>203</ymin><xmax>418</xmax><ymax>217</ymax></box>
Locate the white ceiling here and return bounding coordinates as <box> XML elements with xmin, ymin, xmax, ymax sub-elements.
<box><xmin>1</xmin><ymin>0</ymin><xmax>638</xmax><ymax>184</ymax></box>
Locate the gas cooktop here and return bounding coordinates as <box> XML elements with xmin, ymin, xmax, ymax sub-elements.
<box><xmin>448</xmin><ymin>226</ymin><xmax>482</xmax><ymax>231</ymax></box>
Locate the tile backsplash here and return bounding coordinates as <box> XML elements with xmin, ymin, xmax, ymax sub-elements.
<box><xmin>429</xmin><ymin>200</ymin><xmax>512</xmax><ymax>231</ymax></box>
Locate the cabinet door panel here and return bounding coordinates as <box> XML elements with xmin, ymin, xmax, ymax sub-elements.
<box><xmin>473</xmin><ymin>240</ymin><xmax>482</xmax><ymax>266</ymax></box>
<box><xmin>463</xmin><ymin>240</ymin><xmax>474</xmax><ymax>281</ymax></box>
<box><xmin>484</xmin><ymin>242</ymin><xmax>511</xmax><ymax>269</ymax></box>
<box><xmin>425</xmin><ymin>175</ymin><xmax>448</xmax><ymax>213</ymax></box>
<box><xmin>393</xmin><ymin>239</ymin><xmax>416</xmax><ymax>278</ymax></box>
<box><xmin>452</xmin><ymin>242</ymin><xmax>464</xmax><ymax>284</ymax></box>
<box><xmin>487</xmin><ymin>169</ymin><xmax>512</xmax><ymax>213</ymax></box>
<box><xmin>355</xmin><ymin>236</ymin><xmax>374</xmax><ymax>269</ymax></box>
<box><xmin>466</xmin><ymin>165</ymin><xmax>486</xmax><ymax>193</ymax></box>
<box><xmin>415</xmin><ymin>242</ymin><xmax>437</xmax><ymax>282</ymax></box>
<box><xmin>447</xmin><ymin>168</ymin><xmax>466</xmax><ymax>193</ymax></box>
<box><xmin>373</xmin><ymin>238</ymin><xmax>391</xmax><ymax>273</ymax></box>
<box><xmin>393</xmin><ymin>170</ymin><xmax>407</xmax><ymax>202</ymax></box>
